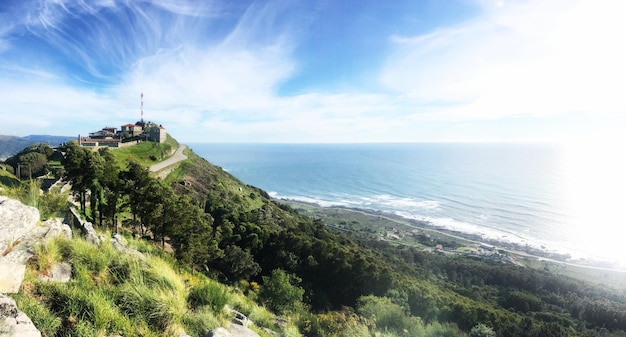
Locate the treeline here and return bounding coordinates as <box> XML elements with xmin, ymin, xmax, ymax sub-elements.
<box><xmin>58</xmin><ymin>142</ymin><xmax>626</xmax><ymax>337</ymax></box>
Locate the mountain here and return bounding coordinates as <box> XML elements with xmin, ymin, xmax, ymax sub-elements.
<box><xmin>0</xmin><ymin>135</ymin><xmax>74</xmax><ymax>161</ymax></box>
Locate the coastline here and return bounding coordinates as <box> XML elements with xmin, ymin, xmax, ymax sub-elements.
<box><xmin>277</xmin><ymin>198</ymin><xmax>626</xmax><ymax>288</ymax></box>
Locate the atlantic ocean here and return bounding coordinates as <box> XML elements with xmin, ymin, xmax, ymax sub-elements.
<box><xmin>188</xmin><ymin>142</ymin><xmax>626</xmax><ymax>269</ymax></box>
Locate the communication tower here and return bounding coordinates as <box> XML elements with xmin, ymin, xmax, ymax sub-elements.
<box><xmin>140</xmin><ymin>92</ymin><xmax>144</xmax><ymax>123</ymax></box>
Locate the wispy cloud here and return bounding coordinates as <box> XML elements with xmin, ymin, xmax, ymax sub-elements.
<box><xmin>1</xmin><ymin>0</ymin><xmax>624</xmax><ymax>142</ymax></box>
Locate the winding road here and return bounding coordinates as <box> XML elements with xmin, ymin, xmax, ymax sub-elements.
<box><xmin>149</xmin><ymin>144</ymin><xmax>188</xmax><ymax>173</ymax></box>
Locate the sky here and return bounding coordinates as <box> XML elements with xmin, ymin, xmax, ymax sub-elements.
<box><xmin>1</xmin><ymin>0</ymin><xmax>625</xmax><ymax>143</ymax></box>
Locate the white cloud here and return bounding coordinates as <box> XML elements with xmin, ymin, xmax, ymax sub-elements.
<box><xmin>380</xmin><ymin>0</ymin><xmax>626</xmax><ymax>124</ymax></box>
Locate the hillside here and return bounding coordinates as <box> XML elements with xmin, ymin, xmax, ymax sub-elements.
<box><xmin>163</xmin><ymin>146</ymin><xmax>626</xmax><ymax>337</ymax></box>
<box><xmin>0</xmin><ymin>135</ymin><xmax>73</xmax><ymax>160</ymax></box>
<box><xmin>2</xmin><ymin>139</ymin><xmax>626</xmax><ymax>337</ymax></box>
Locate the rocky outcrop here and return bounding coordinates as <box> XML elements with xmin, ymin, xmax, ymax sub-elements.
<box><xmin>69</xmin><ymin>207</ymin><xmax>101</xmax><ymax>245</ymax></box>
<box><xmin>111</xmin><ymin>234</ymin><xmax>146</xmax><ymax>260</ymax></box>
<box><xmin>0</xmin><ymin>196</ymin><xmax>39</xmax><ymax>254</ymax></box>
<box><xmin>0</xmin><ymin>294</ymin><xmax>41</xmax><ymax>337</ymax></box>
<box><xmin>0</xmin><ymin>197</ymin><xmax>72</xmax><ymax>293</ymax></box>
<box><xmin>0</xmin><ymin>197</ymin><xmax>40</xmax><ymax>294</ymax></box>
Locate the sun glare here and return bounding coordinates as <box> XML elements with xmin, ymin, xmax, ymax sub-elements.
<box><xmin>558</xmin><ymin>140</ymin><xmax>626</xmax><ymax>269</ymax></box>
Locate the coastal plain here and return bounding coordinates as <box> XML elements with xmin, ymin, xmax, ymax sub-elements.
<box><xmin>281</xmin><ymin>199</ymin><xmax>626</xmax><ymax>291</ymax></box>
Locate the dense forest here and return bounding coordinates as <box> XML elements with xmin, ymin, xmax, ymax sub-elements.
<box><xmin>3</xmin><ymin>140</ymin><xmax>626</xmax><ymax>337</ymax></box>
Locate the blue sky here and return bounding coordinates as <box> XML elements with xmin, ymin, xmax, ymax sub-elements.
<box><xmin>0</xmin><ymin>0</ymin><xmax>624</xmax><ymax>143</ymax></box>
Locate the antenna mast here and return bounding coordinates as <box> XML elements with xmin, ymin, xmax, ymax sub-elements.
<box><xmin>140</xmin><ymin>92</ymin><xmax>144</xmax><ymax>123</ymax></box>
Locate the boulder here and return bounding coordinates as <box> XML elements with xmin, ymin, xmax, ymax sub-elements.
<box><xmin>0</xmin><ymin>196</ymin><xmax>39</xmax><ymax>257</ymax></box>
<box><xmin>0</xmin><ymin>294</ymin><xmax>41</xmax><ymax>337</ymax></box>
<box><xmin>41</xmin><ymin>218</ymin><xmax>72</xmax><ymax>240</ymax></box>
<box><xmin>0</xmin><ymin>197</ymin><xmax>40</xmax><ymax>293</ymax></box>
<box><xmin>204</xmin><ymin>328</ymin><xmax>231</xmax><ymax>337</ymax></box>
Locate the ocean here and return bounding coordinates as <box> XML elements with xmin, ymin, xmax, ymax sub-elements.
<box><xmin>188</xmin><ymin>142</ymin><xmax>626</xmax><ymax>269</ymax></box>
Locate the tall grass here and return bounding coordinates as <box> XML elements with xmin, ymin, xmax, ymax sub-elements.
<box><xmin>17</xmin><ymin>229</ymin><xmax>295</xmax><ymax>337</ymax></box>
<box><xmin>33</xmin><ymin>238</ymin><xmax>64</xmax><ymax>273</ymax></box>
<box><xmin>12</xmin><ymin>294</ymin><xmax>62</xmax><ymax>337</ymax></box>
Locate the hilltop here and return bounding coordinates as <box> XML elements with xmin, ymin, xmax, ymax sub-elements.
<box><xmin>2</xmin><ymin>137</ymin><xmax>626</xmax><ymax>337</ymax></box>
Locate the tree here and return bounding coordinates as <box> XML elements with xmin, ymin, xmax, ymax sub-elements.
<box><xmin>219</xmin><ymin>245</ymin><xmax>261</xmax><ymax>282</ymax></box>
<box><xmin>259</xmin><ymin>269</ymin><xmax>304</xmax><ymax>314</ymax></box>
<box><xmin>96</xmin><ymin>148</ymin><xmax>120</xmax><ymax>229</ymax></box>
<box><xmin>169</xmin><ymin>196</ymin><xmax>223</xmax><ymax>270</ymax></box>
<box><xmin>61</xmin><ymin>142</ymin><xmax>90</xmax><ymax>212</ymax></box>
<box><xmin>469</xmin><ymin>323</ymin><xmax>496</xmax><ymax>337</ymax></box>
<box><xmin>6</xmin><ymin>143</ymin><xmax>54</xmax><ymax>179</ymax></box>
<box><xmin>119</xmin><ymin>160</ymin><xmax>152</xmax><ymax>235</ymax></box>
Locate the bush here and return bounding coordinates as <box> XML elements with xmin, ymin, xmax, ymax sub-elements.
<box><xmin>356</xmin><ymin>295</ymin><xmax>424</xmax><ymax>336</ymax></box>
<box><xmin>188</xmin><ymin>282</ymin><xmax>230</xmax><ymax>311</ymax></box>
<box><xmin>259</xmin><ymin>269</ymin><xmax>304</xmax><ymax>314</ymax></box>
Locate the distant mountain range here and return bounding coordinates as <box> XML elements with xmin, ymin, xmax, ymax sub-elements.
<box><xmin>0</xmin><ymin>135</ymin><xmax>74</xmax><ymax>161</ymax></box>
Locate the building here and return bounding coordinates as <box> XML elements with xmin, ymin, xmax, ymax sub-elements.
<box><xmin>121</xmin><ymin>124</ymin><xmax>143</xmax><ymax>137</ymax></box>
<box><xmin>148</xmin><ymin>124</ymin><xmax>167</xmax><ymax>143</ymax></box>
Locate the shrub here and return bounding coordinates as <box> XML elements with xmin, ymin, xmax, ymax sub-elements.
<box><xmin>259</xmin><ymin>269</ymin><xmax>304</xmax><ymax>314</ymax></box>
<box><xmin>188</xmin><ymin>282</ymin><xmax>230</xmax><ymax>311</ymax></box>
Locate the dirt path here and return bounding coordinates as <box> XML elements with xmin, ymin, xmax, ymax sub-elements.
<box><xmin>149</xmin><ymin>144</ymin><xmax>187</xmax><ymax>173</ymax></box>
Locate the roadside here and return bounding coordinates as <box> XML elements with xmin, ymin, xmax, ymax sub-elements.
<box><xmin>149</xmin><ymin>144</ymin><xmax>187</xmax><ymax>173</ymax></box>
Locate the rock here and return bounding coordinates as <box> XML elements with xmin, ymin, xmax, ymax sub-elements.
<box><xmin>111</xmin><ymin>234</ymin><xmax>145</xmax><ymax>261</ymax></box>
<box><xmin>0</xmin><ymin>198</ymin><xmax>75</xmax><ymax>293</ymax></box>
<box><xmin>0</xmin><ymin>196</ymin><xmax>39</xmax><ymax>257</ymax></box>
<box><xmin>112</xmin><ymin>233</ymin><xmax>127</xmax><ymax>246</ymax></box>
<box><xmin>68</xmin><ymin>207</ymin><xmax>101</xmax><ymax>245</ymax></box>
<box><xmin>230</xmin><ymin>309</ymin><xmax>249</xmax><ymax>326</ymax></box>
<box><xmin>0</xmin><ymin>197</ymin><xmax>40</xmax><ymax>293</ymax></box>
<box><xmin>83</xmin><ymin>221</ymin><xmax>101</xmax><ymax>246</ymax></box>
<box><xmin>41</xmin><ymin>218</ymin><xmax>72</xmax><ymax>240</ymax></box>
<box><xmin>226</xmin><ymin>323</ymin><xmax>261</xmax><ymax>337</ymax></box>
<box><xmin>0</xmin><ymin>294</ymin><xmax>42</xmax><ymax>337</ymax></box>
<box><xmin>203</xmin><ymin>324</ymin><xmax>261</xmax><ymax>337</ymax></box>
<box><xmin>204</xmin><ymin>327</ymin><xmax>231</xmax><ymax>337</ymax></box>
<box><xmin>38</xmin><ymin>262</ymin><xmax>71</xmax><ymax>283</ymax></box>
<box><xmin>0</xmin><ymin>262</ymin><xmax>26</xmax><ymax>295</ymax></box>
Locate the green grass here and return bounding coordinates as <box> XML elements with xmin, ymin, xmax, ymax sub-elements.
<box><xmin>16</xmin><ymin>231</ymin><xmax>282</xmax><ymax>337</ymax></box>
<box><xmin>110</xmin><ymin>135</ymin><xmax>179</xmax><ymax>168</ymax></box>
<box><xmin>0</xmin><ymin>168</ymin><xmax>20</xmax><ymax>188</ymax></box>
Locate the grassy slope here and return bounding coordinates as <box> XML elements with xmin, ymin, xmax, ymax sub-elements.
<box><xmin>14</xmin><ymin>234</ymin><xmax>292</xmax><ymax>337</ymax></box>
<box><xmin>165</xmin><ymin>148</ymin><xmax>265</xmax><ymax>212</ymax></box>
<box><xmin>109</xmin><ymin>135</ymin><xmax>179</xmax><ymax>168</ymax></box>
<box><xmin>0</xmin><ymin>168</ymin><xmax>20</xmax><ymax>188</ymax></box>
